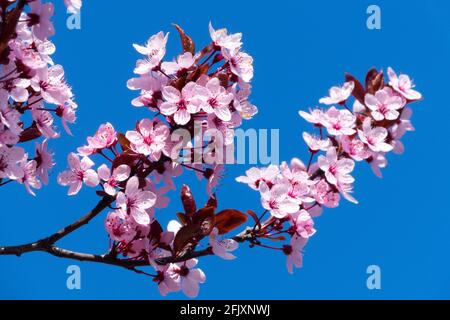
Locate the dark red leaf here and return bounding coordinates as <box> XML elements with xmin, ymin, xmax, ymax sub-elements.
<box><xmin>365</xmin><ymin>68</ymin><xmax>384</xmax><ymax>94</ymax></box>
<box><xmin>206</xmin><ymin>194</ymin><xmax>218</xmax><ymax>209</ymax></box>
<box><xmin>173</xmin><ymin>23</ymin><xmax>195</xmax><ymax>54</ymax></box>
<box><xmin>173</xmin><ymin>223</ymin><xmax>201</xmax><ymax>257</ymax></box>
<box><xmin>181</xmin><ymin>184</ymin><xmax>197</xmax><ymax>216</ymax></box>
<box><xmin>215</xmin><ymin>209</ymin><xmax>248</xmax><ymax>235</ymax></box>
<box><xmin>345</xmin><ymin>73</ymin><xmax>365</xmax><ymax>104</ymax></box>
<box><xmin>193</xmin><ymin>206</ymin><xmax>216</xmax><ymax>236</ymax></box>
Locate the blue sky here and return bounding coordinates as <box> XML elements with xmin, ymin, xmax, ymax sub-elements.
<box><xmin>1</xmin><ymin>0</ymin><xmax>450</xmax><ymax>299</ymax></box>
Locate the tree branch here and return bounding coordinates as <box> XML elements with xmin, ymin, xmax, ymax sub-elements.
<box><xmin>0</xmin><ymin>196</ymin><xmax>114</xmax><ymax>256</ymax></box>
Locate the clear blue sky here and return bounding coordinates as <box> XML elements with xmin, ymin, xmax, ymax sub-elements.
<box><xmin>1</xmin><ymin>0</ymin><xmax>449</xmax><ymax>299</ymax></box>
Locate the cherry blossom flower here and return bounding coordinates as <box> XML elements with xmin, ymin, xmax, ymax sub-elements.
<box><xmin>340</xmin><ymin>136</ymin><xmax>370</xmax><ymax>161</ymax></box>
<box><xmin>259</xmin><ymin>181</ymin><xmax>299</xmax><ymax>218</ymax></box>
<box><xmin>116</xmin><ymin>176</ymin><xmax>157</xmax><ymax>226</ymax></box>
<box><xmin>78</xmin><ymin>122</ymin><xmax>117</xmax><ymax>156</ymax></box>
<box><xmin>98</xmin><ymin>164</ymin><xmax>130</xmax><ymax>196</ymax></box>
<box><xmin>172</xmin><ymin>259</ymin><xmax>206</xmax><ymax>298</ymax></box>
<box><xmin>0</xmin><ymin>145</ymin><xmax>25</xmax><ymax>180</ymax></box>
<box><xmin>159</xmin><ymin>82</ymin><xmax>201</xmax><ymax>125</ymax></box>
<box><xmin>105</xmin><ymin>209</ymin><xmax>136</xmax><ymax>243</ymax></box>
<box><xmin>35</xmin><ymin>139</ymin><xmax>54</xmax><ymax>185</ymax></box>
<box><xmin>322</xmin><ymin>106</ymin><xmax>356</xmax><ymax>136</ymax></box>
<box><xmin>365</xmin><ymin>87</ymin><xmax>405</xmax><ymax>121</ymax></box>
<box><xmin>299</xmin><ymin>108</ymin><xmax>326</xmax><ymax>127</ymax></box>
<box><xmin>31</xmin><ymin>108</ymin><xmax>59</xmax><ymax>139</ymax></box>
<box><xmin>28</xmin><ymin>0</ymin><xmax>55</xmax><ymax>40</ymax></box>
<box><xmin>56</xmin><ymin>101</ymin><xmax>77</xmax><ymax>135</ymax></box>
<box><xmin>387</xmin><ymin>67</ymin><xmax>422</xmax><ymax>101</ymax></box>
<box><xmin>197</xmin><ymin>78</ymin><xmax>234</xmax><ymax>121</ymax></box>
<box><xmin>290</xmin><ymin>210</ymin><xmax>316</xmax><ymax>239</ymax></box>
<box><xmin>209</xmin><ymin>228</ymin><xmax>238</xmax><ymax>260</ymax></box>
<box><xmin>32</xmin><ymin>65</ymin><xmax>73</xmax><ymax>105</ymax></box>
<box><xmin>236</xmin><ymin>165</ymin><xmax>280</xmax><ymax>190</ymax></box>
<box><xmin>127</xmin><ymin>74</ymin><xmax>167</xmax><ymax>109</ymax></box>
<box><xmin>161</xmin><ymin>52</ymin><xmax>195</xmax><ymax>75</ymax></box>
<box><xmin>209</xmin><ymin>22</ymin><xmax>242</xmax><ymax>50</ymax></box>
<box><xmin>318</xmin><ymin>147</ymin><xmax>355</xmax><ymax>186</ymax></box>
<box><xmin>221</xmin><ymin>48</ymin><xmax>253</xmax><ymax>83</ymax></box>
<box><xmin>133</xmin><ymin>32</ymin><xmax>169</xmax><ymax>74</ymax></box>
<box><xmin>319</xmin><ymin>81</ymin><xmax>354</xmax><ymax>105</ymax></box>
<box><xmin>1</xmin><ymin>77</ymin><xmax>30</xmax><ymax>103</ymax></box>
<box><xmin>358</xmin><ymin>118</ymin><xmax>393</xmax><ymax>153</ymax></box>
<box><xmin>18</xmin><ymin>158</ymin><xmax>41</xmax><ymax>196</ymax></box>
<box><xmin>57</xmin><ymin>153</ymin><xmax>99</xmax><ymax>195</ymax></box>
<box><xmin>153</xmin><ymin>264</ymin><xmax>181</xmax><ymax>297</ymax></box>
<box><xmin>126</xmin><ymin>119</ymin><xmax>169</xmax><ymax>160</ymax></box>
<box><xmin>284</xmin><ymin>235</ymin><xmax>307</xmax><ymax>274</ymax></box>
<box><xmin>303</xmin><ymin>132</ymin><xmax>331</xmax><ymax>152</ymax></box>
<box><xmin>64</xmin><ymin>0</ymin><xmax>82</xmax><ymax>14</ymax></box>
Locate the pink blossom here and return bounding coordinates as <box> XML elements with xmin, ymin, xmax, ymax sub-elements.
<box><xmin>0</xmin><ymin>145</ymin><xmax>24</xmax><ymax>180</ymax></box>
<box><xmin>1</xmin><ymin>77</ymin><xmax>30</xmax><ymax>103</ymax></box>
<box><xmin>209</xmin><ymin>228</ymin><xmax>239</xmax><ymax>260</ymax></box>
<box><xmin>221</xmin><ymin>48</ymin><xmax>253</xmax><ymax>83</ymax></box>
<box><xmin>387</xmin><ymin>67</ymin><xmax>422</xmax><ymax>101</ymax></box>
<box><xmin>319</xmin><ymin>81</ymin><xmax>354</xmax><ymax>105</ymax></box>
<box><xmin>0</xmin><ymin>92</ymin><xmax>22</xmax><ymax>135</ymax></box>
<box><xmin>302</xmin><ymin>132</ymin><xmax>331</xmax><ymax>152</ymax></box>
<box><xmin>358</xmin><ymin>118</ymin><xmax>393</xmax><ymax>153</ymax></box>
<box><xmin>78</xmin><ymin>122</ymin><xmax>117</xmax><ymax>156</ymax></box>
<box><xmin>299</xmin><ymin>108</ymin><xmax>326</xmax><ymax>127</ymax></box>
<box><xmin>369</xmin><ymin>152</ymin><xmax>387</xmax><ymax>178</ymax></box>
<box><xmin>18</xmin><ymin>158</ymin><xmax>41</xmax><ymax>196</ymax></box>
<box><xmin>161</xmin><ymin>52</ymin><xmax>195</xmax><ymax>75</ymax></box>
<box><xmin>290</xmin><ymin>210</ymin><xmax>316</xmax><ymax>239</ymax></box>
<box><xmin>173</xmin><ymin>259</ymin><xmax>206</xmax><ymax>298</ymax></box>
<box><xmin>236</xmin><ymin>164</ymin><xmax>280</xmax><ymax>190</ymax></box>
<box><xmin>64</xmin><ymin>0</ymin><xmax>82</xmax><ymax>14</ymax></box>
<box><xmin>205</xmin><ymin>164</ymin><xmax>224</xmax><ymax>195</ymax></box>
<box><xmin>56</xmin><ymin>101</ymin><xmax>77</xmax><ymax>135</ymax></box>
<box><xmin>116</xmin><ymin>176</ymin><xmax>157</xmax><ymax>226</ymax></box>
<box><xmin>105</xmin><ymin>209</ymin><xmax>136</xmax><ymax>243</ymax></box>
<box><xmin>159</xmin><ymin>82</ymin><xmax>201</xmax><ymax>125</ymax></box>
<box><xmin>57</xmin><ymin>153</ymin><xmax>99</xmax><ymax>195</ymax></box>
<box><xmin>323</xmin><ymin>106</ymin><xmax>356</xmax><ymax>136</ymax></box>
<box><xmin>197</xmin><ymin>78</ymin><xmax>234</xmax><ymax>121</ymax></box>
<box><xmin>365</xmin><ymin>87</ymin><xmax>404</xmax><ymax>121</ymax></box>
<box><xmin>209</xmin><ymin>22</ymin><xmax>242</xmax><ymax>50</ymax></box>
<box><xmin>284</xmin><ymin>235</ymin><xmax>307</xmax><ymax>274</ymax></box>
<box><xmin>31</xmin><ymin>108</ymin><xmax>59</xmax><ymax>139</ymax></box>
<box><xmin>32</xmin><ymin>65</ymin><xmax>73</xmax><ymax>105</ymax></box>
<box><xmin>35</xmin><ymin>139</ymin><xmax>54</xmax><ymax>185</ymax></box>
<box><xmin>153</xmin><ymin>264</ymin><xmax>181</xmax><ymax>297</ymax></box>
<box><xmin>98</xmin><ymin>164</ymin><xmax>131</xmax><ymax>196</ymax></box>
<box><xmin>126</xmin><ymin>119</ymin><xmax>169</xmax><ymax>160</ymax></box>
<box><xmin>340</xmin><ymin>136</ymin><xmax>370</xmax><ymax>161</ymax></box>
<box><xmin>28</xmin><ymin>0</ymin><xmax>55</xmax><ymax>40</ymax></box>
<box><xmin>133</xmin><ymin>32</ymin><xmax>169</xmax><ymax>74</ymax></box>
<box><xmin>127</xmin><ymin>74</ymin><xmax>167</xmax><ymax>109</ymax></box>
<box><xmin>318</xmin><ymin>147</ymin><xmax>355</xmax><ymax>186</ymax></box>
<box><xmin>259</xmin><ymin>182</ymin><xmax>299</xmax><ymax>218</ymax></box>
<box><xmin>231</xmin><ymin>83</ymin><xmax>258</xmax><ymax>120</ymax></box>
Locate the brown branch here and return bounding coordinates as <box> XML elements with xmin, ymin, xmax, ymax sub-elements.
<box><xmin>0</xmin><ymin>196</ymin><xmax>114</xmax><ymax>256</ymax></box>
<box><xmin>0</xmin><ymin>198</ymin><xmax>270</xmax><ymax>270</ymax></box>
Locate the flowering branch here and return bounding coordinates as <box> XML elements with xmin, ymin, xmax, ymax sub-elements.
<box><xmin>0</xmin><ymin>3</ymin><xmax>424</xmax><ymax>298</ymax></box>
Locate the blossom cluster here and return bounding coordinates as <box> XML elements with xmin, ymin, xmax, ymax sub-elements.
<box><xmin>0</xmin><ymin>0</ymin><xmax>80</xmax><ymax>195</ymax></box>
<box><xmin>57</xmin><ymin>24</ymin><xmax>255</xmax><ymax>297</ymax></box>
<box><xmin>237</xmin><ymin>67</ymin><xmax>421</xmax><ymax>273</ymax></box>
